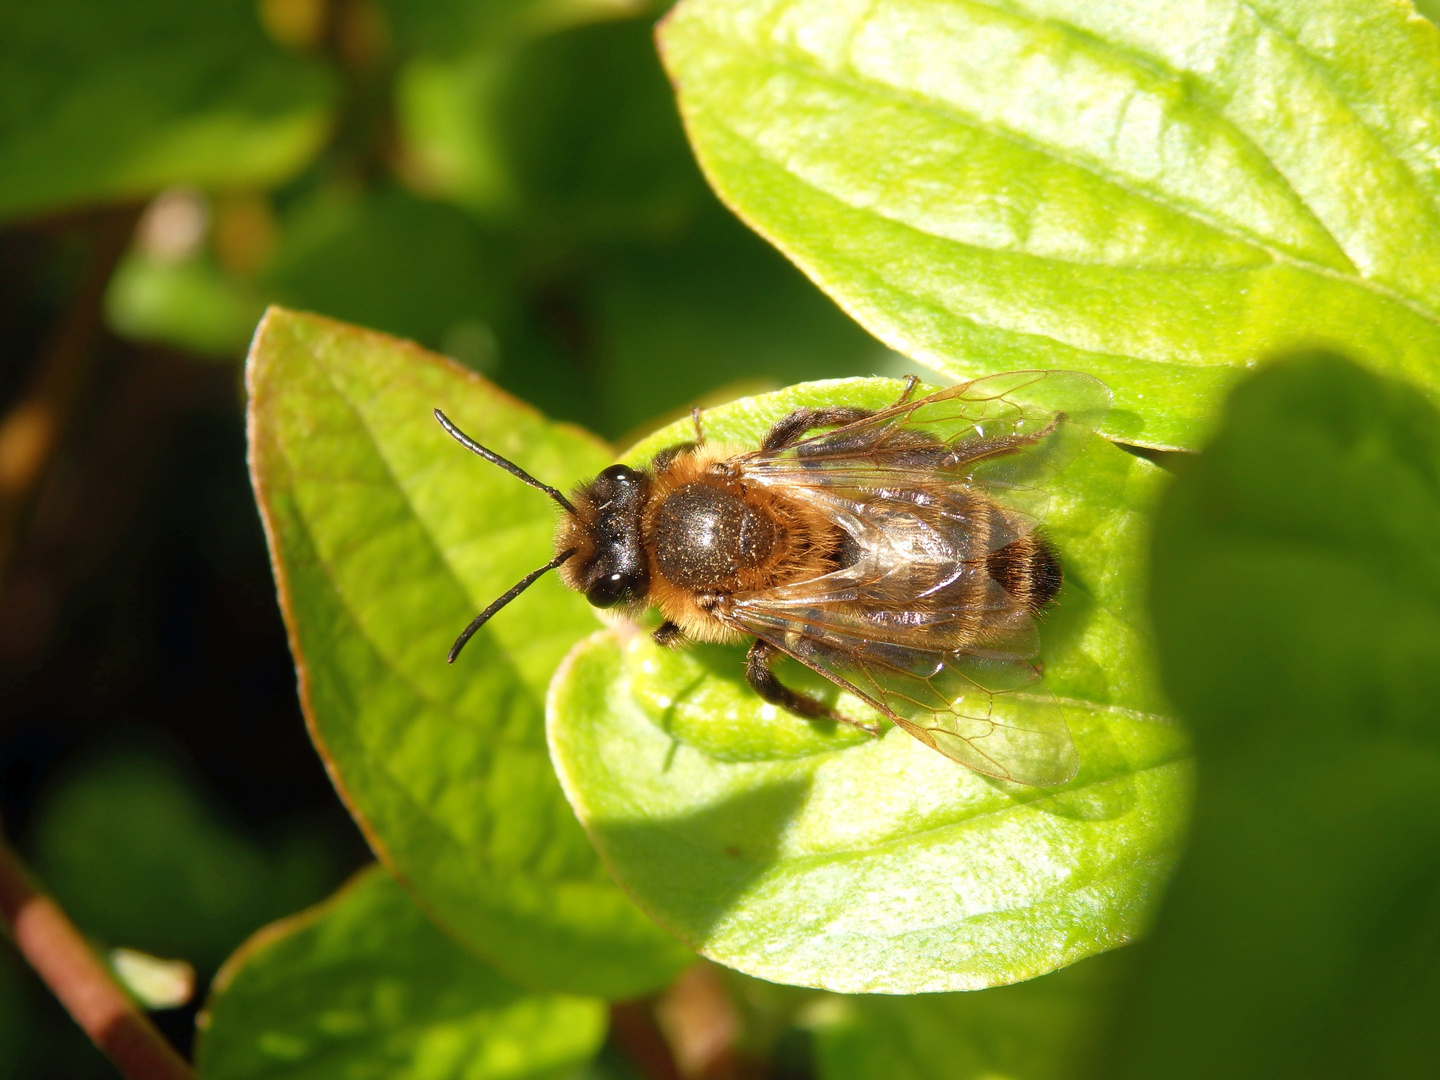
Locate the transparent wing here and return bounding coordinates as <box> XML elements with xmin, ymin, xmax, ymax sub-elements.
<box><xmin>729</xmin><ymin>593</ymin><xmax>1078</xmax><ymax>786</ymax></box>
<box><xmin>736</xmin><ymin>370</ymin><xmax>1111</xmax><ymax>535</ymax></box>
<box><xmin>718</xmin><ymin>370</ymin><xmax>1105</xmax><ymax>784</ymax></box>
<box><xmin>726</xmin><ymin>492</ymin><xmax>1076</xmax><ymax>784</ymax></box>
<box><xmin>752</xmin><ymin>484</ymin><xmax>1041</xmax><ymax>656</ymax></box>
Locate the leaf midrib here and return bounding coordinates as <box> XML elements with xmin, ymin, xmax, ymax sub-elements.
<box><xmin>278</xmin><ymin>342</ymin><xmax>592</xmax><ymax>881</ymax></box>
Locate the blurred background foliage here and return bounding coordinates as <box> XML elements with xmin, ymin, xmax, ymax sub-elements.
<box><xmin>0</xmin><ymin>0</ymin><xmax>899</xmax><ymax>1074</ymax></box>
<box><xmin>17</xmin><ymin>0</ymin><xmax>897</xmax><ymax>437</ymax></box>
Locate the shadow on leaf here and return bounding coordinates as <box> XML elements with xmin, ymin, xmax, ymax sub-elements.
<box><xmin>588</xmin><ymin>775</ymin><xmax>813</xmax><ymax>943</ymax></box>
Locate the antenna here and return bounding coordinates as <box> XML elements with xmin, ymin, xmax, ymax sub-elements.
<box><xmin>448</xmin><ymin>548</ymin><xmax>578</xmax><ymax>663</ymax></box>
<box><xmin>434</xmin><ymin>409</ymin><xmax>578</xmax><ymax>516</ymax></box>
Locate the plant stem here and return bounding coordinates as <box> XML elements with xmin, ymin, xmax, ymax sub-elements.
<box><xmin>610</xmin><ymin>999</ymin><xmax>684</xmax><ymax>1080</ymax></box>
<box><xmin>0</xmin><ymin>833</ymin><xmax>196</xmax><ymax>1080</ymax></box>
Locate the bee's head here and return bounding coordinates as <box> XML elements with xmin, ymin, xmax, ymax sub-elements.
<box><xmin>435</xmin><ymin>410</ymin><xmax>654</xmax><ymax>663</ymax></box>
<box><xmin>556</xmin><ymin>463</ymin><xmax>652</xmax><ymax>610</ymax></box>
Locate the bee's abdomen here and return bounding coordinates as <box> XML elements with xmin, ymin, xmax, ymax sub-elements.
<box><xmin>985</xmin><ymin>534</ymin><xmax>1062</xmax><ymax>614</ymax></box>
<box><xmin>653</xmin><ymin>482</ymin><xmax>780</xmax><ymax>589</ymax></box>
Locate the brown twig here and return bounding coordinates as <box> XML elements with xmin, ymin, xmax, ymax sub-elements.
<box><xmin>610</xmin><ymin>999</ymin><xmax>685</xmax><ymax>1080</ymax></box>
<box><xmin>0</xmin><ymin>833</ymin><xmax>196</xmax><ymax>1080</ymax></box>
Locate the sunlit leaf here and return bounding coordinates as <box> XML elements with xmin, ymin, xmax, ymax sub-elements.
<box><xmin>197</xmin><ymin>866</ymin><xmax>607</xmax><ymax>1080</ymax></box>
<box><xmin>248</xmin><ymin>307</ymin><xmax>692</xmax><ymax>997</ymax></box>
<box><xmin>1113</xmin><ymin>353</ymin><xmax>1440</xmax><ymax>1078</ymax></box>
<box><xmin>548</xmin><ymin>377</ymin><xmax>1190</xmax><ymax>993</ymax></box>
<box><xmin>659</xmin><ymin>0</ymin><xmax>1440</xmax><ymax>450</ymax></box>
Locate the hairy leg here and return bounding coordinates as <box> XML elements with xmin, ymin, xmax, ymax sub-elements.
<box><xmin>744</xmin><ymin>640</ymin><xmax>877</xmax><ymax>733</ymax></box>
<box><xmin>653</xmin><ymin>621</ymin><xmax>685</xmax><ymax>647</ymax></box>
<box><xmin>760</xmin><ymin>406</ymin><xmax>876</xmax><ymax>453</ymax></box>
<box><xmin>758</xmin><ymin>376</ymin><xmax>921</xmax><ymax>453</ymax></box>
<box><xmin>650</xmin><ymin>443</ymin><xmax>696</xmax><ymax>471</ymax></box>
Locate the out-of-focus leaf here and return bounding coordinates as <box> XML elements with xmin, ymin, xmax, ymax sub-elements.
<box><xmin>591</xmin><ymin>204</ymin><xmax>901</xmax><ymax>439</ymax></box>
<box><xmin>197</xmin><ymin>866</ymin><xmax>607</xmax><ymax>1080</ymax></box>
<box><xmin>0</xmin><ymin>0</ymin><xmax>334</xmax><ymax>222</ymax></box>
<box><xmin>811</xmin><ymin>949</ymin><xmax>1128</xmax><ymax>1080</ymax></box>
<box><xmin>0</xmin><ymin>945</ymin><xmax>110</xmax><ymax>1080</ymax></box>
<box><xmin>247</xmin><ymin>307</ymin><xmax>692</xmax><ymax>996</ymax></box>
<box><xmin>398</xmin><ymin>19</ymin><xmax>709</xmax><ymax>236</ymax></box>
<box><xmin>548</xmin><ymin>377</ymin><xmax>1190</xmax><ymax>993</ymax></box>
<box><xmin>265</xmin><ymin>185</ymin><xmax>510</xmax><ymax>358</ymax></box>
<box><xmin>1121</xmin><ymin>353</ymin><xmax>1440</xmax><ymax>1078</ymax></box>
<box><xmin>262</xmin><ymin>183</ymin><xmax>610</xmax><ymax>429</ymax></box>
<box><xmin>398</xmin><ymin>50</ymin><xmax>517</xmax><ymax>215</ymax></box>
<box><xmin>399</xmin><ymin>16</ymin><xmax>897</xmax><ymax>440</ymax></box>
<box><xmin>380</xmin><ymin>0</ymin><xmax>646</xmax><ymax>58</ymax></box>
<box><xmin>28</xmin><ymin>751</ymin><xmax>339</xmax><ymax>969</ymax></box>
<box><xmin>105</xmin><ymin>253</ymin><xmax>266</xmax><ymax>360</ymax></box>
<box><xmin>658</xmin><ymin>0</ymin><xmax>1440</xmax><ymax>450</ymax></box>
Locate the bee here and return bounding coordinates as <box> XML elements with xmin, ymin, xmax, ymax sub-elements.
<box><xmin>435</xmin><ymin>370</ymin><xmax>1110</xmax><ymax>786</ymax></box>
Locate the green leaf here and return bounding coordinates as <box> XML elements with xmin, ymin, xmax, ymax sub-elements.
<box><xmin>547</xmin><ymin>377</ymin><xmax>1190</xmax><ymax>993</ymax></box>
<box><xmin>1113</xmin><ymin>353</ymin><xmax>1440</xmax><ymax>1078</ymax></box>
<box><xmin>811</xmin><ymin>949</ymin><xmax>1129</xmax><ymax>1080</ymax></box>
<box><xmin>589</xmin><ymin>203</ymin><xmax>903</xmax><ymax>440</ymax></box>
<box><xmin>0</xmin><ymin>0</ymin><xmax>334</xmax><ymax>222</ymax></box>
<box><xmin>105</xmin><ymin>252</ymin><xmax>267</xmax><ymax>360</ymax></box>
<box><xmin>398</xmin><ymin>15</ymin><xmax>900</xmax><ymax>440</ymax></box>
<box><xmin>379</xmin><ymin>0</ymin><xmax>644</xmax><ymax>58</ymax></box>
<box><xmin>0</xmin><ymin>947</ymin><xmax>110</xmax><ymax>1079</ymax></box>
<box><xmin>397</xmin><ymin>18</ymin><xmax>708</xmax><ymax>234</ymax></box>
<box><xmin>248</xmin><ymin>307</ymin><xmax>692</xmax><ymax>997</ymax></box>
<box><xmin>658</xmin><ymin>0</ymin><xmax>1440</xmax><ymax>450</ymax></box>
<box><xmin>197</xmin><ymin>865</ymin><xmax>607</xmax><ymax>1080</ymax></box>
<box><xmin>265</xmin><ymin>184</ymin><xmax>511</xmax><ymax>358</ymax></box>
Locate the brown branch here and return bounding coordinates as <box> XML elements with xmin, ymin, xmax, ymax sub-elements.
<box><xmin>0</xmin><ymin>832</ymin><xmax>196</xmax><ymax>1080</ymax></box>
<box><xmin>610</xmin><ymin>999</ymin><xmax>684</xmax><ymax>1080</ymax></box>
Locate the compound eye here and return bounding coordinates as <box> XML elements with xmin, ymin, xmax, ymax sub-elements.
<box><xmin>586</xmin><ymin>571</ymin><xmax>638</xmax><ymax>609</ymax></box>
<box><xmin>597</xmin><ymin>464</ymin><xmax>640</xmax><ymax>485</ymax></box>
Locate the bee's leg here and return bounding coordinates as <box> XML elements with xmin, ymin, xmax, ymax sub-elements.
<box><xmin>745</xmin><ymin>639</ymin><xmax>875</xmax><ymax>733</ymax></box>
<box><xmin>653</xmin><ymin>621</ymin><xmax>685</xmax><ymax>647</ymax></box>
<box><xmin>651</xmin><ymin>442</ymin><xmax>697</xmax><ymax>471</ymax></box>
<box><xmin>894</xmin><ymin>374</ymin><xmax>919</xmax><ymax>405</ymax></box>
<box><xmin>759</xmin><ymin>406</ymin><xmax>877</xmax><ymax>452</ymax></box>
<box><xmin>949</xmin><ymin>415</ymin><xmax>1064</xmax><ymax>465</ymax></box>
<box><xmin>692</xmin><ymin>406</ymin><xmax>704</xmax><ymax>444</ymax></box>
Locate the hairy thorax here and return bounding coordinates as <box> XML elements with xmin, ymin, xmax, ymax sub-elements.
<box><xmin>642</xmin><ymin>446</ymin><xmax>840</xmax><ymax>643</ymax></box>
<box><xmin>652</xmin><ymin>483</ymin><xmax>778</xmax><ymax>588</ymax></box>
